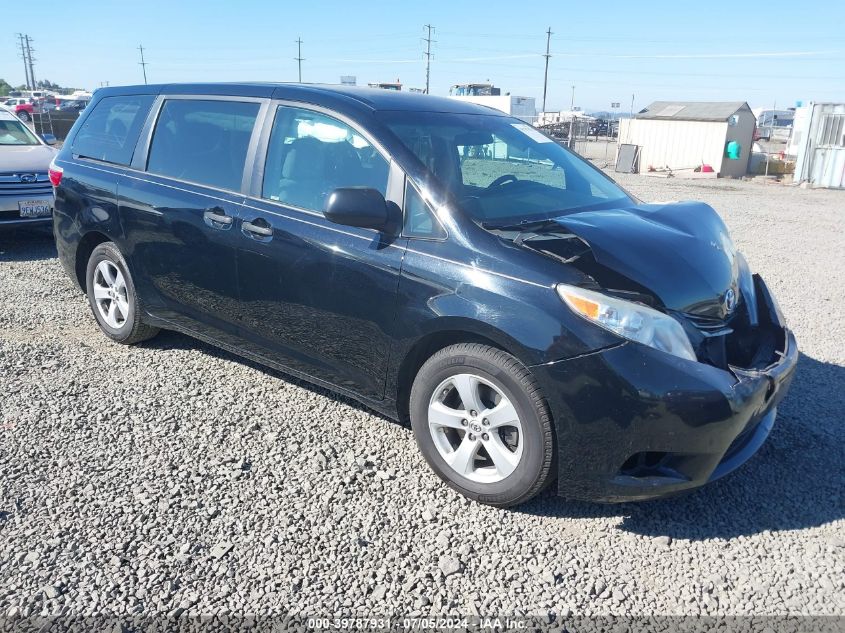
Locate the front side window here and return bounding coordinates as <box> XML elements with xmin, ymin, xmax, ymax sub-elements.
<box><xmin>378</xmin><ymin>111</ymin><xmax>632</xmax><ymax>227</ymax></box>
<box><xmin>147</xmin><ymin>99</ymin><xmax>259</xmax><ymax>191</ymax></box>
<box><xmin>72</xmin><ymin>95</ymin><xmax>154</xmax><ymax>165</ymax></box>
<box><xmin>0</xmin><ymin>119</ymin><xmax>40</xmax><ymax>146</ymax></box>
<box><xmin>262</xmin><ymin>105</ymin><xmax>389</xmax><ymax>211</ymax></box>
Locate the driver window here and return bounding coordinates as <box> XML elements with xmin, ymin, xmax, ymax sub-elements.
<box><xmin>457</xmin><ymin>134</ymin><xmax>567</xmax><ymax>191</ymax></box>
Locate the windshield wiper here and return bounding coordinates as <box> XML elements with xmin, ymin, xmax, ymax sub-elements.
<box><xmin>481</xmin><ymin>218</ymin><xmax>563</xmax><ymax>232</ymax></box>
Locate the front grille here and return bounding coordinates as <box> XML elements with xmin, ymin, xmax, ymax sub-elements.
<box><xmin>684</xmin><ymin>312</ymin><xmax>733</xmax><ymax>334</ymax></box>
<box><xmin>0</xmin><ymin>172</ymin><xmax>51</xmax><ymax>196</ymax></box>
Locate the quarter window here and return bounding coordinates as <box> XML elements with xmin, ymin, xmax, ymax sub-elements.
<box><xmin>262</xmin><ymin>105</ymin><xmax>389</xmax><ymax>211</ymax></box>
<box><xmin>147</xmin><ymin>99</ymin><xmax>259</xmax><ymax>191</ymax></box>
<box><xmin>404</xmin><ymin>181</ymin><xmax>446</xmax><ymax>239</ymax></box>
<box><xmin>72</xmin><ymin>95</ymin><xmax>154</xmax><ymax>165</ymax></box>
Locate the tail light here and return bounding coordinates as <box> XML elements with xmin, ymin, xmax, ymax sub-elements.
<box><xmin>48</xmin><ymin>159</ymin><xmax>63</xmax><ymax>187</ymax></box>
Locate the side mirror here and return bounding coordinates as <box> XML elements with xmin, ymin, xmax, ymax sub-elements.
<box><xmin>41</xmin><ymin>133</ymin><xmax>57</xmax><ymax>145</ymax></box>
<box><xmin>324</xmin><ymin>187</ymin><xmax>397</xmax><ymax>232</ymax></box>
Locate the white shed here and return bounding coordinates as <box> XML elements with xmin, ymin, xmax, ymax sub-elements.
<box><xmin>792</xmin><ymin>102</ymin><xmax>845</xmax><ymax>189</ymax></box>
<box><xmin>618</xmin><ymin>101</ymin><xmax>755</xmax><ymax>178</ymax></box>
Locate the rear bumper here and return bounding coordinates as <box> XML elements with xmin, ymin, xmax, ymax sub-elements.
<box><xmin>533</xmin><ymin>291</ymin><xmax>798</xmax><ymax>503</ymax></box>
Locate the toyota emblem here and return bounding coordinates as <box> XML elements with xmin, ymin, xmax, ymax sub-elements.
<box><xmin>724</xmin><ymin>288</ymin><xmax>738</xmax><ymax>314</ymax></box>
<box><xmin>19</xmin><ymin>173</ymin><xmax>37</xmax><ymax>183</ymax></box>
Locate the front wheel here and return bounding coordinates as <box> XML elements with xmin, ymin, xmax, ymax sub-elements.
<box><xmin>18</xmin><ymin>111</ymin><xmax>30</xmax><ymax>122</ymax></box>
<box><xmin>410</xmin><ymin>343</ymin><xmax>555</xmax><ymax>507</ymax></box>
<box><xmin>85</xmin><ymin>242</ymin><xmax>159</xmax><ymax>345</ymax></box>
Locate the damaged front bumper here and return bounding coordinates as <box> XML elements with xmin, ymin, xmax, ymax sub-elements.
<box><xmin>532</xmin><ymin>277</ymin><xmax>799</xmax><ymax>502</ymax></box>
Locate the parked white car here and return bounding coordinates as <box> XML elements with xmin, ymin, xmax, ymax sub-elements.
<box><xmin>0</xmin><ymin>109</ymin><xmax>57</xmax><ymax>229</ymax></box>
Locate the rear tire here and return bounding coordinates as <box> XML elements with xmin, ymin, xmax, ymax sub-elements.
<box><xmin>410</xmin><ymin>343</ymin><xmax>555</xmax><ymax>507</ymax></box>
<box><xmin>85</xmin><ymin>242</ymin><xmax>159</xmax><ymax>345</ymax></box>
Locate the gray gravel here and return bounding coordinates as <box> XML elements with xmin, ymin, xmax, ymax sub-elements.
<box><xmin>1</xmin><ymin>175</ymin><xmax>843</xmax><ymax>622</ymax></box>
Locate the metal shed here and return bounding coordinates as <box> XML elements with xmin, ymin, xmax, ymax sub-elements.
<box><xmin>792</xmin><ymin>102</ymin><xmax>845</xmax><ymax>189</ymax></box>
<box><xmin>618</xmin><ymin>101</ymin><xmax>755</xmax><ymax>177</ymax></box>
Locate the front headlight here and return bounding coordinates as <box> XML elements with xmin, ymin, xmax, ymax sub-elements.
<box><xmin>556</xmin><ymin>283</ymin><xmax>697</xmax><ymax>361</ymax></box>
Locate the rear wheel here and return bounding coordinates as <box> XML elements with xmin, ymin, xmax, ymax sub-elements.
<box><xmin>410</xmin><ymin>343</ymin><xmax>555</xmax><ymax>507</ymax></box>
<box><xmin>85</xmin><ymin>242</ymin><xmax>159</xmax><ymax>345</ymax></box>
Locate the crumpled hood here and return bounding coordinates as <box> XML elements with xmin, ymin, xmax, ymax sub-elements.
<box><xmin>0</xmin><ymin>144</ymin><xmax>57</xmax><ymax>174</ymax></box>
<box><xmin>555</xmin><ymin>201</ymin><xmax>740</xmax><ymax>319</ymax></box>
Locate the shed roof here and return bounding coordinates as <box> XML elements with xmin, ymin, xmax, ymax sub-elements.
<box><xmin>635</xmin><ymin>101</ymin><xmax>751</xmax><ymax>122</ymax></box>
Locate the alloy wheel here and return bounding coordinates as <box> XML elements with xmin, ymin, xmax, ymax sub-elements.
<box><xmin>427</xmin><ymin>373</ymin><xmax>523</xmax><ymax>483</ymax></box>
<box><xmin>92</xmin><ymin>260</ymin><xmax>129</xmax><ymax>329</ymax></box>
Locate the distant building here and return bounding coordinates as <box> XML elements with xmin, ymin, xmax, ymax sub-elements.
<box><xmin>449</xmin><ymin>83</ymin><xmax>500</xmax><ymax>97</ymax></box>
<box><xmin>447</xmin><ymin>84</ymin><xmax>535</xmax><ymax>123</ymax></box>
<box><xmin>537</xmin><ymin>110</ymin><xmax>593</xmax><ymax>126</ymax></box>
<box><xmin>792</xmin><ymin>102</ymin><xmax>845</xmax><ymax>189</ymax></box>
<box><xmin>368</xmin><ymin>81</ymin><xmax>402</xmax><ymax>91</ymax></box>
<box><xmin>618</xmin><ymin>101</ymin><xmax>755</xmax><ymax>178</ymax></box>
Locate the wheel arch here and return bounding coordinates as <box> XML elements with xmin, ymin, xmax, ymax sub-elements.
<box><xmin>393</xmin><ymin>319</ymin><xmax>537</xmax><ymax>424</ymax></box>
<box><xmin>74</xmin><ymin>230</ymin><xmax>112</xmax><ymax>291</ymax></box>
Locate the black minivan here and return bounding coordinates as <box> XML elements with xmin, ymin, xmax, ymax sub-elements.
<box><xmin>51</xmin><ymin>84</ymin><xmax>797</xmax><ymax>507</ymax></box>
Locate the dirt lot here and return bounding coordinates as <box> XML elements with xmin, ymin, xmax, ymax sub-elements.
<box><xmin>0</xmin><ymin>175</ymin><xmax>843</xmax><ymax>624</ymax></box>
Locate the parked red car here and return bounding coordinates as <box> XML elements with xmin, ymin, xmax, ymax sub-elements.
<box><xmin>2</xmin><ymin>98</ymin><xmax>34</xmax><ymax>122</ymax></box>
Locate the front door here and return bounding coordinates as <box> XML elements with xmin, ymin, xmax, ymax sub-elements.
<box><xmin>235</xmin><ymin>104</ymin><xmax>406</xmax><ymax>400</ymax></box>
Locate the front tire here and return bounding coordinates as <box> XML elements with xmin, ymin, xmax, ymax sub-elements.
<box><xmin>410</xmin><ymin>343</ymin><xmax>555</xmax><ymax>507</ymax></box>
<box><xmin>18</xmin><ymin>111</ymin><xmax>30</xmax><ymax>122</ymax></box>
<box><xmin>85</xmin><ymin>242</ymin><xmax>159</xmax><ymax>345</ymax></box>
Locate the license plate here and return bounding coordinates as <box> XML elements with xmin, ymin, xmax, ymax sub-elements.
<box><xmin>18</xmin><ymin>199</ymin><xmax>52</xmax><ymax>218</ymax></box>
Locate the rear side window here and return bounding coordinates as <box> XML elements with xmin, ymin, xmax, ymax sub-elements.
<box><xmin>262</xmin><ymin>105</ymin><xmax>389</xmax><ymax>211</ymax></box>
<box><xmin>72</xmin><ymin>95</ymin><xmax>154</xmax><ymax>165</ymax></box>
<box><xmin>147</xmin><ymin>99</ymin><xmax>260</xmax><ymax>191</ymax></box>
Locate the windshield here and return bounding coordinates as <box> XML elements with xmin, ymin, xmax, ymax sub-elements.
<box><xmin>377</xmin><ymin>110</ymin><xmax>632</xmax><ymax>226</ymax></box>
<box><xmin>0</xmin><ymin>119</ymin><xmax>41</xmax><ymax>146</ymax></box>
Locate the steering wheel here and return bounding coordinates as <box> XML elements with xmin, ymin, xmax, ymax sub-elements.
<box><xmin>486</xmin><ymin>174</ymin><xmax>519</xmax><ymax>189</ymax></box>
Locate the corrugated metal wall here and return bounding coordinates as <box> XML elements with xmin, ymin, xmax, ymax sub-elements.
<box><xmin>617</xmin><ymin>113</ymin><xmax>754</xmax><ymax>177</ymax></box>
<box><xmin>795</xmin><ymin>102</ymin><xmax>845</xmax><ymax>189</ymax></box>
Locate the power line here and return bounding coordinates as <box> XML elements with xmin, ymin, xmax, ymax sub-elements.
<box><xmin>423</xmin><ymin>24</ymin><xmax>435</xmax><ymax>94</ymax></box>
<box><xmin>25</xmin><ymin>36</ymin><xmax>36</xmax><ymax>89</ymax></box>
<box><xmin>16</xmin><ymin>34</ymin><xmax>31</xmax><ymax>90</ymax></box>
<box><xmin>542</xmin><ymin>27</ymin><xmax>552</xmax><ymax>112</ymax></box>
<box><xmin>295</xmin><ymin>38</ymin><xmax>304</xmax><ymax>82</ymax></box>
<box><xmin>138</xmin><ymin>44</ymin><xmax>148</xmax><ymax>84</ymax></box>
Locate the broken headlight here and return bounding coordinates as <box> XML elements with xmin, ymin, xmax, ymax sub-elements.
<box><xmin>557</xmin><ymin>283</ymin><xmax>697</xmax><ymax>361</ymax></box>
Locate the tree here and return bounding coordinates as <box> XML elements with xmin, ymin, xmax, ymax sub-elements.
<box><xmin>0</xmin><ymin>79</ymin><xmax>12</xmax><ymax>97</ymax></box>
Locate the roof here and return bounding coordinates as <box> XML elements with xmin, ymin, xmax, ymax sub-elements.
<box><xmin>93</xmin><ymin>82</ymin><xmax>509</xmax><ymax>116</ymax></box>
<box><xmin>0</xmin><ymin>109</ymin><xmax>20</xmax><ymax>120</ymax></box>
<box><xmin>635</xmin><ymin>101</ymin><xmax>751</xmax><ymax>122</ymax></box>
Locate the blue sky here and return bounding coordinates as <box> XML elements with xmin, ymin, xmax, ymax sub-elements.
<box><xmin>3</xmin><ymin>0</ymin><xmax>843</xmax><ymax>112</ymax></box>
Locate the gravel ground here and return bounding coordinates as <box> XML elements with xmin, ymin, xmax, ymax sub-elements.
<box><xmin>0</xmin><ymin>176</ymin><xmax>843</xmax><ymax>625</ymax></box>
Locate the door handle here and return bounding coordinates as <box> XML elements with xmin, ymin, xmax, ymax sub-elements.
<box><xmin>203</xmin><ymin>207</ymin><xmax>233</xmax><ymax>226</ymax></box>
<box><xmin>242</xmin><ymin>219</ymin><xmax>273</xmax><ymax>237</ymax></box>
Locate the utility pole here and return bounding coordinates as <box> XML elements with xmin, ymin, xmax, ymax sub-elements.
<box><xmin>138</xmin><ymin>45</ymin><xmax>148</xmax><ymax>84</ymax></box>
<box><xmin>570</xmin><ymin>85</ymin><xmax>575</xmax><ymax>111</ymax></box>
<box><xmin>541</xmin><ymin>27</ymin><xmax>552</xmax><ymax>113</ymax></box>
<box><xmin>17</xmin><ymin>34</ymin><xmax>31</xmax><ymax>90</ymax></box>
<box><xmin>423</xmin><ymin>25</ymin><xmax>435</xmax><ymax>94</ymax></box>
<box><xmin>295</xmin><ymin>38</ymin><xmax>304</xmax><ymax>82</ymax></box>
<box><xmin>25</xmin><ymin>35</ymin><xmax>37</xmax><ymax>90</ymax></box>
